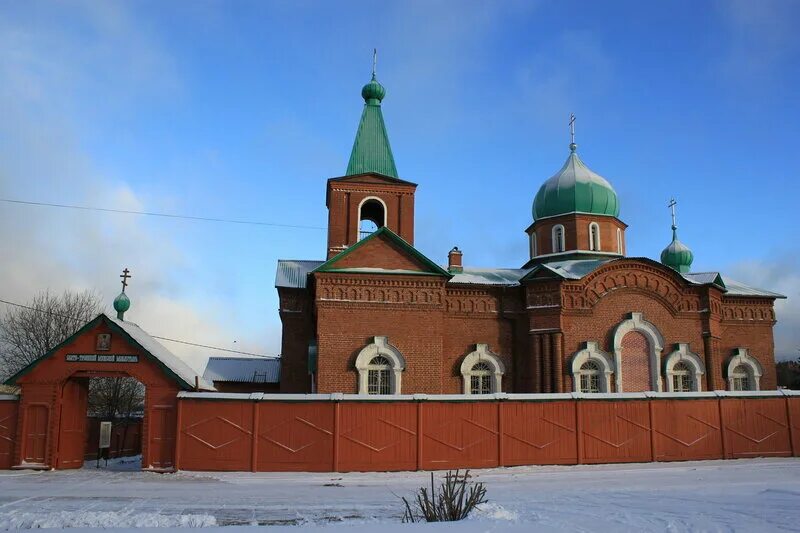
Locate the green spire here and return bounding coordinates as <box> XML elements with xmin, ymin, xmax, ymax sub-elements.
<box><xmin>345</xmin><ymin>53</ymin><xmax>398</xmax><ymax>178</ymax></box>
<box><xmin>660</xmin><ymin>199</ymin><xmax>694</xmax><ymax>274</ymax></box>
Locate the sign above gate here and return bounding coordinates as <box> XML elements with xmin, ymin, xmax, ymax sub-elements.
<box><xmin>65</xmin><ymin>354</ymin><xmax>139</xmax><ymax>363</ymax></box>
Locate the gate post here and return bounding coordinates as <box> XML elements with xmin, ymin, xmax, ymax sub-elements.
<box><xmin>648</xmin><ymin>398</ymin><xmax>657</xmax><ymax>462</ymax></box>
<box><xmin>251</xmin><ymin>401</ymin><xmax>259</xmax><ymax>472</ymax></box>
<box><xmin>575</xmin><ymin>397</ymin><xmax>583</xmax><ymax>464</ymax></box>
<box><xmin>717</xmin><ymin>395</ymin><xmax>729</xmax><ymax>459</ymax></box>
<box><xmin>174</xmin><ymin>398</ymin><xmax>183</xmax><ymax>471</ymax></box>
<box><xmin>332</xmin><ymin>399</ymin><xmax>340</xmax><ymax>472</ymax></box>
<box><xmin>416</xmin><ymin>397</ymin><xmax>424</xmax><ymax>471</ymax></box>
<box><xmin>497</xmin><ymin>399</ymin><xmax>505</xmax><ymax>467</ymax></box>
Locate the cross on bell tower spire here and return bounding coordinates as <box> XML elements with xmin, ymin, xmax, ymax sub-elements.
<box><xmin>668</xmin><ymin>197</ymin><xmax>678</xmax><ymax>235</ymax></box>
<box><xmin>372</xmin><ymin>48</ymin><xmax>377</xmax><ymax>80</ymax></box>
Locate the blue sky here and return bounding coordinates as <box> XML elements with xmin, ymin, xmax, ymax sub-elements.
<box><xmin>1</xmin><ymin>0</ymin><xmax>798</xmax><ymax>371</ymax></box>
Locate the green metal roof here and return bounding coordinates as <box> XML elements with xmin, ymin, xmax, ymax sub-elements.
<box><xmin>660</xmin><ymin>228</ymin><xmax>694</xmax><ymax>274</ymax></box>
<box><xmin>345</xmin><ymin>75</ymin><xmax>399</xmax><ymax>178</ymax></box>
<box><xmin>533</xmin><ymin>145</ymin><xmax>620</xmax><ymax>220</ymax></box>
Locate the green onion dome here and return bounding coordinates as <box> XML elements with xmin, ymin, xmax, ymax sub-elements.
<box><xmin>533</xmin><ymin>144</ymin><xmax>620</xmax><ymax>220</ymax></box>
<box><xmin>660</xmin><ymin>228</ymin><xmax>694</xmax><ymax>274</ymax></box>
<box><xmin>361</xmin><ymin>75</ymin><xmax>386</xmax><ymax>104</ymax></box>
<box><xmin>113</xmin><ymin>292</ymin><xmax>130</xmax><ymax>315</ymax></box>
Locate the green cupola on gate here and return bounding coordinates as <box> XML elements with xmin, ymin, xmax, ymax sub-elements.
<box><xmin>345</xmin><ymin>68</ymin><xmax>399</xmax><ymax>178</ymax></box>
<box><xmin>532</xmin><ymin>142</ymin><xmax>620</xmax><ymax>220</ymax></box>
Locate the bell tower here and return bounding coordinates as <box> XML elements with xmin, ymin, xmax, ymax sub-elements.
<box><xmin>325</xmin><ymin>59</ymin><xmax>416</xmax><ymax>259</ymax></box>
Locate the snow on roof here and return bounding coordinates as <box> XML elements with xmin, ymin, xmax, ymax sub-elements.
<box><xmin>107</xmin><ymin>314</ymin><xmax>214</xmax><ymax>391</ymax></box>
<box><xmin>448</xmin><ymin>268</ymin><xmax>530</xmax><ymax>286</ymax></box>
<box><xmin>715</xmin><ymin>275</ymin><xmax>786</xmax><ymax>298</ymax></box>
<box><xmin>276</xmin><ymin>260</ymin><xmax>323</xmax><ymax>289</ymax></box>
<box><xmin>203</xmin><ymin>356</ymin><xmax>280</xmax><ymax>384</ymax></box>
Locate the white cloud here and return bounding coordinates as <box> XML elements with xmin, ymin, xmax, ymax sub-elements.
<box><xmin>0</xmin><ymin>2</ymin><xmax>266</xmax><ymax>377</ymax></box>
<box><xmin>729</xmin><ymin>257</ymin><xmax>800</xmax><ymax>362</ymax></box>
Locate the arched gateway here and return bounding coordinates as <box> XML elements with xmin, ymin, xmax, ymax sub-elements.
<box><xmin>4</xmin><ymin>313</ymin><xmax>212</xmax><ymax>471</ymax></box>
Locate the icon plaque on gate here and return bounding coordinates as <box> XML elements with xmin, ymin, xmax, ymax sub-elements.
<box><xmin>96</xmin><ymin>334</ymin><xmax>112</xmax><ymax>351</ymax></box>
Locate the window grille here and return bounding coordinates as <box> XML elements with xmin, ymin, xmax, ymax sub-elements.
<box><xmin>469</xmin><ymin>362</ymin><xmax>492</xmax><ymax>394</ymax></box>
<box><xmin>579</xmin><ymin>360</ymin><xmax>601</xmax><ymax>393</ymax></box>
<box><xmin>367</xmin><ymin>356</ymin><xmax>392</xmax><ymax>394</ymax></box>
<box><xmin>731</xmin><ymin>364</ymin><xmax>751</xmax><ymax>391</ymax></box>
<box><xmin>671</xmin><ymin>361</ymin><xmax>693</xmax><ymax>392</ymax></box>
<box><xmin>553</xmin><ymin>225</ymin><xmax>565</xmax><ymax>253</ymax></box>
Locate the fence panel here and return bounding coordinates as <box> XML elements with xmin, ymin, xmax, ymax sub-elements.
<box><xmin>651</xmin><ymin>399</ymin><xmax>723</xmax><ymax>461</ymax></box>
<box><xmin>789</xmin><ymin>397</ymin><xmax>800</xmax><ymax>457</ymax></box>
<box><xmin>257</xmin><ymin>402</ymin><xmax>334</xmax><ymax>471</ymax></box>
<box><xmin>179</xmin><ymin>400</ymin><xmax>253</xmax><ymax>471</ymax></box>
<box><xmin>720</xmin><ymin>398</ymin><xmax>792</xmax><ymax>458</ymax></box>
<box><xmin>502</xmin><ymin>401</ymin><xmax>577</xmax><ymax>465</ymax></box>
<box><xmin>0</xmin><ymin>399</ymin><xmax>17</xmax><ymax>469</ymax></box>
<box><xmin>338</xmin><ymin>402</ymin><xmax>417</xmax><ymax>472</ymax></box>
<box><xmin>420</xmin><ymin>402</ymin><xmax>498</xmax><ymax>470</ymax></box>
<box><xmin>579</xmin><ymin>400</ymin><xmax>651</xmax><ymax>464</ymax></box>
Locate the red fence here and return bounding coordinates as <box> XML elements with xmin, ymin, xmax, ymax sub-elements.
<box><xmin>174</xmin><ymin>391</ymin><xmax>800</xmax><ymax>472</ymax></box>
<box><xmin>2</xmin><ymin>392</ymin><xmax>798</xmax><ymax>472</ymax></box>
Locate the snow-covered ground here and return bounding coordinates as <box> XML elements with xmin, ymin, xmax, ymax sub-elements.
<box><xmin>0</xmin><ymin>458</ymin><xmax>799</xmax><ymax>531</ymax></box>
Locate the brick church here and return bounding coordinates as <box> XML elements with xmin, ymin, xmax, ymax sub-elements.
<box><xmin>275</xmin><ymin>71</ymin><xmax>784</xmax><ymax>396</ymax></box>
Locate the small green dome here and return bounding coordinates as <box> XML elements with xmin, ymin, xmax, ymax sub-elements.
<box><xmin>361</xmin><ymin>75</ymin><xmax>386</xmax><ymax>104</ymax></box>
<box><xmin>533</xmin><ymin>145</ymin><xmax>620</xmax><ymax>220</ymax></box>
<box><xmin>113</xmin><ymin>292</ymin><xmax>130</xmax><ymax>314</ymax></box>
<box><xmin>660</xmin><ymin>229</ymin><xmax>694</xmax><ymax>274</ymax></box>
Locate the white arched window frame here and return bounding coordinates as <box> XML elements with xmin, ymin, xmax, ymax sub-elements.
<box><xmin>571</xmin><ymin>341</ymin><xmax>614</xmax><ymax>393</ymax></box>
<box><xmin>355</xmin><ymin>336</ymin><xmax>405</xmax><ymax>394</ymax></box>
<box><xmin>664</xmin><ymin>343</ymin><xmax>705</xmax><ymax>392</ymax></box>
<box><xmin>530</xmin><ymin>231</ymin><xmax>538</xmax><ymax>258</ymax></box>
<box><xmin>460</xmin><ymin>344</ymin><xmax>505</xmax><ymax>395</ymax></box>
<box><xmin>357</xmin><ymin>196</ymin><xmax>388</xmax><ymax>241</ymax></box>
<box><xmin>589</xmin><ymin>222</ymin><xmax>601</xmax><ymax>251</ymax></box>
<box><xmin>552</xmin><ymin>224</ymin><xmax>566</xmax><ymax>253</ymax></box>
<box><xmin>726</xmin><ymin>348</ymin><xmax>763</xmax><ymax>391</ymax></box>
<box><xmin>612</xmin><ymin>312</ymin><xmax>665</xmax><ymax>392</ymax></box>
<box><xmin>616</xmin><ymin>228</ymin><xmax>623</xmax><ymax>254</ymax></box>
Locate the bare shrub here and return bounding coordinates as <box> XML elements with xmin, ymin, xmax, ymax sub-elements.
<box><xmin>401</xmin><ymin>470</ymin><xmax>487</xmax><ymax>523</ymax></box>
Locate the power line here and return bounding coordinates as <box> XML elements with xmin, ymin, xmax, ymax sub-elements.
<box><xmin>0</xmin><ymin>198</ymin><xmax>326</xmax><ymax>230</ymax></box>
<box><xmin>0</xmin><ymin>297</ymin><xmax>278</xmax><ymax>358</ymax></box>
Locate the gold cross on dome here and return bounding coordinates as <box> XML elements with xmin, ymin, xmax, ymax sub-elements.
<box><xmin>120</xmin><ymin>268</ymin><xmax>132</xmax><ymax>292</ymax></box>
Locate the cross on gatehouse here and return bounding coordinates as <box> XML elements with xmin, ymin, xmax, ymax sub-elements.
<box><xmin>120</xmin><ymin>268</ymin><xmax>131</xmax><ymax>293</ymax></box>
<box><xmin>668</xmin><ymin>198</ymin><xmax>678</xmax><ymax>230</ymax></box>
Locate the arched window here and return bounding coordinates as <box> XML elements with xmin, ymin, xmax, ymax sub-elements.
<box><xmin>358</xmin><ymin>197</ymin><xmax>386</xmax><ymax>240</ymax></box>
<box><xmin>469</xmin><ymin>362</ymin><xmax>493</xmax><ymax>395</ymax></box>
<box><xmin>552</xmin><ymin>225</ymin><xmax>565</xmax><ymax>253</ymax></box>
<box><xmin>366</xmin><ymin>356</ymin><xmax>392</xmax><ymax>395</ymax></box>
<box><xmin>589</xmin><ymin>222</ymin><xmax>600</xmax><ymax>251</ymax></box>
<box><xmin>664</xmin><ymin>343</ymin><xmax>704</xmax><ymax>392</ymax></box>
<box><xmin>616</xmin><ymin>228</ymin><xmax>623</xmax><ymax>254</ymax></box>
<box><xmin>571</xmin><ymin>341</ymin><xmax>614</xmax><ymax>393</ymax></box>
<box><xmin>731</xmin><ymin>365</ymin><xmax>752</xmax><ymax>391</ymax></box>
<box><xmin>355</xmin><ymin>336</ymin><xmax>405</xmax><ymax>394</ymax></box>
<box><xmin>460</xmin><ymin>344</ymin><xmax>505</xmax><ymax>394</ymax></box>
<box><xmin>579</xmin><ymin>360</ymin><xmax>601</xmax><ymax>393</ymax></box>
<box><xmin>725</xmin><ymin>348</ymin><xmax>763</xmax><ymax>391</ymax></box>
<box><xmin>530</xmin><ymin>231</ymin><xmax>538</xmax><ymax>258</ymax></box>
<box><xmin>671</xmin><ymin>362</ymin><xmax>693</xmax><ymax>392</ymax></box>
<box><xmin>611</xmin><ymin>312</ymin><xmax>665</xmax><ymax>392</ymax></box>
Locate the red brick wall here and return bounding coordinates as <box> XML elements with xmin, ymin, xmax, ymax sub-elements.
<box><xmin>330</xmin><ymin>234</ymin><xmax>429</xmax><ymax>271</ymax></box>
<box><xmin>529</xmin><ymin>213</ymin><xmax>627</xmax><ymax>257</ymax></box>
<box><xmin>278</xmin><ymin>288</ymin><xmax>315</xmax><ymax>393</ymax></box>
<box><xmin>621</xmin><ymin>331</ymin><xmax>651</xmax><ymax>392</ymax></box>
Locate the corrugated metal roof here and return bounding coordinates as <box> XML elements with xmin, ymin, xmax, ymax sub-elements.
<box><xmin>537</xmin><ymin>259</ymin><xmax>612</xmax><ymax>279</ymax></box>
<box><xmin>448</xmin><ymin>268</ymin><xmax>530</xmax><ymax>286</ymax></box>
<box><xmin>203</xmin><ymin>357</ymin><xmax>281</xmax><ymax>384</ymax></box>
<box><xmin>275</xmin><ymin>260</ymin><xmax>323</xmax><ymax>289</ymax></box>
<box><xmin>682</xmin><ymin>272</ymin><xmax>721</xmax><ymax>285</ymax></box>
<box><xmin>717</xmin><ymin>275</ymin><xmax>786</xmax><ymax>298</ymax></box>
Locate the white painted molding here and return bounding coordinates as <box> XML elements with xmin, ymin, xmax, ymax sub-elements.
<box><xmin>570</xmin><ymin>341</ymin><xmax>614</xmax><ymax>393</ymax></box>
<box><xmin>460</xmin><ymin>343</ymin><xmax>505</xmax><ymax>394</ymax></box>
<box><xmin>612</xmin><ymin>312</ymin><xmax>665</xmax><ymax>392</ymax></box>
<box><xmin>663</xmin><ymin>343</ymin><xmax>705</xmax><ymax>392</ymax></box>
<box><xmin>725</xmin><ymin>348</ymin><xmax>763</xmax><ymax>391</ymax></box>
<box><xmin>355</xmin><ymin>336</ymin><xmax>405</xmax><ymax>394</ymax></box>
